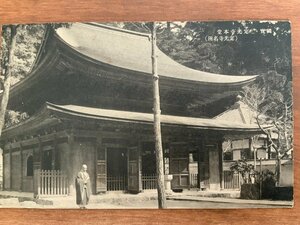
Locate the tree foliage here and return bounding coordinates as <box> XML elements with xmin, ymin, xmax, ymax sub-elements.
<box><xmin>230</xmin><ymin>160</ymin><xmax>256</xmax><ymax>184</ymax></box>
<box><xmin>183</xmin><ymin>21</ymin><xmax>291</xmax><ymax>77</ymax></box>
<box><xmin>242</xmin><ymin>71</ymin><xmax>293</xmax><ymax>158</ymax></box>
<box><xmin>1</xmin><ymin>23</ymin><xmax>69</xmax><ymax>131</ymax></box>
<box><xmin>4</xmin><ymin>110</ymin><xmax>29</xmax><ymax>128</ymax></box>
<box><xmin>0</xmin><ymin>24</ymin><xmax>45</xmax><ymax>135</ymax></box>
<box><xmin>114</xmin><ymin>21</ymin><xmax>291</xmax><ymax>79</ymax></box>
<box><xmin>1</xmin><ymin>24</ymin><xmax>45</xmax><ymax>85</ymax></box>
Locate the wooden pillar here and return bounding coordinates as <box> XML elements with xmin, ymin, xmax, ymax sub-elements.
<box><xmin>94</xmin><ymin>136</ymin><xmax>99</xmax><ymax>193</ymax></box>
<box><xmin>33</xmin><ymin>136</ymin><xmax>42</xmax><ymax>197</ymax></box>
<box><xmin>250</xmin><ymin>137</ymin><xmax>257</xmax><ymax>170</ymax></box>
<box><xmin>67</xmin><ymin>132</ymin><xmax>76</xmax><ymax>196</ymax></box>
<box><xmin>218</xmin><ymin>139</ymin><xmax>224</xmax><ymax>190</ymax></box>
<box><xmin>38</xmin><ymin>136</ymin><xmax>42</xmax><ymax>169</ymax></box>
<box><xmin>33</xmin><ymin>162</ymin><xmax>41</xmax><ymax>197</ymax></box>
<box><xmin>208</xmin><ymin>140</ymin><xmax>221</xmax><ymax>191</ymax></box>
<box><xmin>9</xmin><ymin>143</ymin><xmax>12</xmax><ymax>190</ymax></box>
<box><xmin>137</xmin><ymin>136</ymin><xmax>142</xmax><ymax>192</ymax></box>
<box><xmin>20</xmin><ymin>142</ymin><xmax>23</xmax><ymax>192</ymax></box>
<box><xmin>96</xmin><ymin>133</ymin><xmax>107</xmax><ymax>193</ymax></box>
<box><xmin>52</xmin><ymin>134</ymin><xmax>57</xmax><ymax>170</ymax></box>
<box><xmin>197</xmin><ymin>136</ymin><xmax>204</xmax><ymax>190</ymax></box>
<box><xmin>2</xmin><ymin>146</ymin><xmax>4</xmax><ymax>190</ymax></box>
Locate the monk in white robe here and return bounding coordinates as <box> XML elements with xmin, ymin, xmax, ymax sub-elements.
<box><xmin>75</xmin><ymin>164</ymin><xmax>91</xmax><ymax>209</ymax></box>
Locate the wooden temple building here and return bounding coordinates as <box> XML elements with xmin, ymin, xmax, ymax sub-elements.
<box><xmin>1</xmin><ymin>23</ymin><xmax>263</xmax><ymax>196</ymax></box>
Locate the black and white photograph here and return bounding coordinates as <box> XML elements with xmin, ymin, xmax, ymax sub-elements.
<box><xmin>0</xmin><ymin>21</ymin><xmax>293</xmax><ymax>209</ymax></box>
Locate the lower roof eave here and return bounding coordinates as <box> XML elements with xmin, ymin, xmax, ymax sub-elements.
<box><xmin>1</xmin><ymin>102</ymin><xmax>266</xmax><ymax>141</ymax></box>
<box><xmin>47</xmin><ymin>103</ymin><xmax>264</xmax><ymax>133</ymax></box>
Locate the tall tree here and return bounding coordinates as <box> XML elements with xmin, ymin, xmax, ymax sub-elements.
<box><xmin>0</xmin><ymin>24</ymin><xmax>68</xmax><ymax>136</ymax></box>
<box><xmin>0</xmin><ymin>25</ymin><xmax>18</xmax><ymax>138</ymax></box>
<box><xmin>242</xmin><ymin>71</ymin><xmax>293</xmax><ymax>184</ymax></box>
<box><xmin>151</xmin><ymin>22</ymin><xmax>167</xmax><ymax>209</ymax></box>
<box><xmin>120</xmin><ymin>21</ymin><xmax>167</xmax><ymax>208</ymax></box>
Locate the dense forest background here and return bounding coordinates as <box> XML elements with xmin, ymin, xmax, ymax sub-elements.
<box><xmin>107</xmin><ymin>21</ymin><xmax>291</xmax><ymax>80</ymax></box>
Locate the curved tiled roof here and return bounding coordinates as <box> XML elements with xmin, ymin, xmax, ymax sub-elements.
<box><xmin>47</xmin><ymin>103</ymin><xmax>262</xmax><ymax>131</ymax></box>
<box><xmin>2</xmin><ymin>102</ymin><xmax>264</xmax><ymax>139</ymax></box>
<box><xmin>55</xmin><ymin>23</ymin><xmax>258</xmax><ymax>85</ymax></box>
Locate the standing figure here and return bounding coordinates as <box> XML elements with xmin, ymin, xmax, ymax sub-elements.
<box><xmin>75</xmin><ymin>164</ymin><xmax>91</xmax><ymax>209</ymax></box>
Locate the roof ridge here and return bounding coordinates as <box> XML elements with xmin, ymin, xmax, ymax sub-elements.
<box><xmin>86</xmin><ymin>22</ymin><xmax>151</xmax><ymax>38</ymax></box>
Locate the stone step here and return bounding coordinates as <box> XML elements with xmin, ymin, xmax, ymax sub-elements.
<box><xmin>0</xmin><ymin>197</ymin><xmax>20</xmax><ymax>206</ymax></box>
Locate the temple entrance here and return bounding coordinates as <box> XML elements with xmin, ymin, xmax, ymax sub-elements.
<box><xmin>42</xmin><ymin>150</ymin><xmax>53</xmax><ymax>170</ymax></box>
<box><xmin>107</xmin><ymin>147</ymin><xmax>128</xmax><ymax>191</ymax></box>
<box><xmin>198</xmin><ymin>143</ymin><xmax>221</xmax><ymax>190</ymax></box>
<box><xmin>127</xmin><ymin>147</ymin><xmax>142</xmax><ymax>193</ymax></box>
<box><xmin>198</xmin><ymin>145</ymin><xmax>210</xmax><ymax>190</ymax></box>
<box><xmin>141</xmin><ymin>142</ymin><xmax>157</xmax><ymax>190</ymax></box>
<box><xmin>169</xmin><ymin>143</ymin><xmax>189</xmax><ymax>190</ymax></box>
<box><xmin>207</xmin><ymin>143</ymin><xmax>221</xmax><ymax>190</ymax></box>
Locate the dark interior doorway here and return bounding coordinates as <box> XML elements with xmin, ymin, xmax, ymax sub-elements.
<box><xmin>107</xmin><ymin>147</ymin><xmax>128</xmax><ymax>191</ymax></box>
<box><xmin>141</xmin><ymin>142</ymin><xmax>157</xmax><ymax>190</ymax></box>
<box><xmin>141</xmin><ymin>142</ymin><xmax>156</xmax><ymax>175</ymax></box>
<box><xmin>42</xmin><ymin>150</ymin><xmax>52</xmax><ymax>170</ymax></box>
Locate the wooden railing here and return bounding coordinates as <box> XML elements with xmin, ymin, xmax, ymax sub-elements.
<box><xmin>142</xmin><ymin>174</ymin><xmax>157</xmax><ymax>190</ymax></box>
<box><xmin>223</xmin><ymin>171</ymin><xmax>242</xmax><ymax>190</ymax></box>
<box><xmin>107</xmin><ymin>175</ymin><xmax>126</xmax><ymax>191</ymax></box>
<box><xmin>38</xmin><ymin>170</ymin><xmax>69</xmax><ymax>196</ymax></box>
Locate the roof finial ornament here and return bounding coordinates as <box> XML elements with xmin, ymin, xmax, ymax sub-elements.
<box><xmin>236</xmin><ymin>94</ymin><xmax>243</xmax><ymax>102</ymax></box>
<box><xmin>233</xmin><ymin>94</ymin><xmax>243</xmax><ymax>108</ymax></box>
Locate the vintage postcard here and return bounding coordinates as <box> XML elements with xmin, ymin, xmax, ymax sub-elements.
<box><xmin>0</xmin><ymin>21</ymin><xmax>293</xmax><ymax>209</ymax></box>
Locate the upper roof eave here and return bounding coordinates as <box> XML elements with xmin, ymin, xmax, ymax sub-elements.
<box><xmin>54</xmin><ymin>22</ymin><xmax>259</xmax><ymax>85</ymax></box>
<box><xmin>4</xmin><ymin>22</ymin><xmax>259</xmax><ymax>104</ymax></box>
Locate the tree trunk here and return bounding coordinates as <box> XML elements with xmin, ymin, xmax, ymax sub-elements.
<box><xmin>284</xmin><ymin>102</ymin><xmax>289</xmax><ymax>149</ymax></box>
<box><xmin>276</xmin><ymin>157</ymin><xmax>281</xmax><ymax>186</ymax></box>
<box><xmin>151</xmin><ymin>22</ymin><xmax>167</xmax><ymax>209</ymax></box>
<box><xmin>0</xmin><ymin>26</ymin><xmax>17</xmax><ymax>138</ymax></box>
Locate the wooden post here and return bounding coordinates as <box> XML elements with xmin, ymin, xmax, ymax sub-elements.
<box><xmin>259</xmin><ymin>158</ymin><xmax>262</xmax><ymax>199</ymax></box>
<box><xmin>52</xmin><ymin>134</ymin><xmax>57</xmax><ymax>170</ymax></box>
<box><xmin>47</xmin><ymin>170</ymin><xmax>50</xmax><ymax>195</ymax></box>
<box><xmin>218</xmin><ymin>139</ymin><xmax>224</xmax><ymax>190</ymax></box>
<box><xmin>9</xmin><ymin>144</ymin><xmax>12</xmax><ymax>190</ymax></box>
<box><xmin>197</xmin><ymin>137</ymin><xmax>204</xmax><ymax>190</ymax></box>
<box><xmin>2</xmin><ymin>147</ymin><xmax>5</xmax><ymax>190</ymax></box>
<box><xmin>38</xmin><ymin>136</ymin><xmax>42</xmax><ymax>170</ymax></box>
<box><xmin>20</xmin><ymin>143</ymin><xmax>23</xmax><ymax>192</ymax></box>
<box><xmin>151</xmin><ymin>22</ymin><xmax>167</xmax><ymax>209</ymax></box>
<box><xmin>251</xmin><ymin>137</ymin><xmax>257</xmax><ymax>170</ymax></box>
<box><xmin>278</xmin><ymin>158</ymin><xmax>281</xmax><ymax>186</ymax></box>
<box><xmin>33</xmin><ymin>163</ymin><xmax>41</xmax><ymax>197</ymax></box>
<box><xmin>67</xmin><ymin>132</ymin><xmax>76</xmax><ymax>196</ymax></box>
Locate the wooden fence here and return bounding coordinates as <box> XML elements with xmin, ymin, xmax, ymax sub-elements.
<box><xmin>223</xmin><ymin>171</ymin><xmax>242</xmax><ymax>190</ymax></box>
<box><xmin>142</xmin><ymin>174</ymin><xmax>157</xmax><ymax>190</ymax></box>
<box><xmin>38</xmin><ymin>170</ymin><xmax>69</xmax><ymax>196</ymax></box>
<box><xmin>107</xmin><ymin>175</ymin><xmax>127</xmax><ymax>191</ymax></box>
<box><xmin>142</xmin><ymin>173</ymin><xmax>199</xmax><ymax>190</ymax></box>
